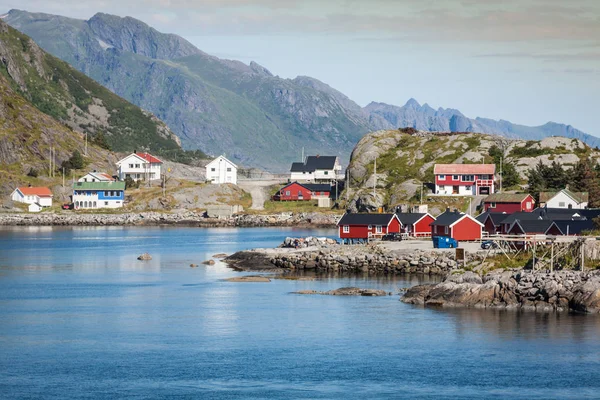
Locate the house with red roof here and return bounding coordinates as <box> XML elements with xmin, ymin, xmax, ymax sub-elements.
<box><xmin>434</xmin><ymin>164</ymin><xmax>495</xmax><ymax>196</ymax></box>
<box><xmin>78</xmin><ymin>171</ymin><xmax>115</xmax><ymax>183</ymax></box>
<box><xmin>116</xmin><ymin>152</ymin><xmax>163</xmax><ymax>181</ymax></box>
<box><xmin>11</xmin><ymin>186</ymin><xmax>53</xmax><ymax>209</ymax></box>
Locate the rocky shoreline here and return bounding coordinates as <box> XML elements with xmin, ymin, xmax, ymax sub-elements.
<box><xmin>0</xmin><ymin>212</ymin><xmax>339</xmax><ymax>227</ymax></box>
<box><xmin>402</xmin><ymin>270</ymin><xmax>600</xmax><ymax>313</ymax></box>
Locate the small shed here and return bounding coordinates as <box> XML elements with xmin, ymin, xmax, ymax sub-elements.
<box><xmin>28</xmin><ymin>203</ymin><xmax>42</xmax><ymax>213</ymax></box>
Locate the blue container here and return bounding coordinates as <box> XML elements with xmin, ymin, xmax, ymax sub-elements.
<box><xmin>432</xmin><ymin>236</ymin><xmax>458</xmax><ymax>248</ymax></box>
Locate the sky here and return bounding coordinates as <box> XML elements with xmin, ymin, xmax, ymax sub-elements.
<box><xmin>1</xmin><ymin>0</ymin><xmax>599</xmax><ymax>136</ymax></box>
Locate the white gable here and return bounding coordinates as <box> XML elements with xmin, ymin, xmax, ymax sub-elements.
<box><xmin>207</xmin><ymin>155</ymin><xmax>237</xmax><ymax>169</ymax></box>
<box><xmin>116</xmin><ymin>153</ymin><xmax>149</xmax><ymax>166</ymax></box>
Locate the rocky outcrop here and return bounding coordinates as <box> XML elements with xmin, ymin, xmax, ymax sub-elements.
<box><xmin>137</xmin><ymin>253</ymin><xmax>152</xmax><ymax>260</ymax></box>
<box><xmin>293</xmin><ymin>287</ymin><xmax>388</xmax><ymax>296</ymax></box>
<box><xmin>402</xmin><ymin>270</ymin><xmax>600</xmax><ymax>313</ymax></box>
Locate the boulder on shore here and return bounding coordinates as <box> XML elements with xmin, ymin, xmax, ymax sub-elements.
<box><xmin>225</xmin><ymin>276</ymin><xmax>271</xmax><ymax>282</ymax></box>
<box><xmin>202</xmin><ymin>259</ymin><xmax>216</xmax><ymax>265</ymax></box>
<box><xmin>137</xmin><ymin>253</ymin><xmax>152</xmax><ymax>260</ymax></box>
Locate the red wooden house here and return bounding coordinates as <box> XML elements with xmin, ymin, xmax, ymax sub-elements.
<box><xmin>482</xmin><ymin>193</ymin><xmax>534</xmax><ymax>213</ymax></box>
<box><xmin>274</xmin><ymin>182</ymin><xmax>331</xmax><ymax>201</ymax></box>
<box><xmin>430</xmin><ymin>210</ymin><xmax>484</xmax><ymax>241</ymax></box>
<box><xmin>434</xmin><ymin>164</ymin><xmax>495</xmax><ymax>195</ymax></box>
<box><xmin>337</xmin><ymin>213</ymin><xmax>401</xmax><ymax>240</ymax></box>
<box><xmin>396</xmin><ymin>213</ymin><xmax>436</xmax><ymax>237</ymax></box>
<box><xmin>476</xmin><ymin>212</ymin><xmax>507</xmax><ymax>235</ymax></box>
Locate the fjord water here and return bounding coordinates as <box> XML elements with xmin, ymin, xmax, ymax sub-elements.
<box><xmin>1</xmin><ymin>227</ymin><xmax>600</xmax><ymax>399</ymax></box>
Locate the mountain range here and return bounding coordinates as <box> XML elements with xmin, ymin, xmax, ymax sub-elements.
<box><xmin>3</xmin><ymin>9</ymin><xmax>599</xmax><ymax>170</ymax></box>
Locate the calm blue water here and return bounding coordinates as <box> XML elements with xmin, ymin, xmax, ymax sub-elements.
<box><xmin>1</xmin><ymin>226</ymin><xmax>600</xmax><ymax>399</ymax></box>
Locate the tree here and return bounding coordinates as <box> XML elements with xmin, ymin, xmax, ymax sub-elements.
<box><xmin>571</xmin><ymin>158</ymin><xmax>600</xmax><ymax>207</ymax></box>
<box><xmin>27</xmin><ymin>168</ymin><xmax>38</xmax><ymax>178</ymax></box>
<box><xmin>500</xmin><ymin>161</ymin><xmax>520</xmax><ymax>188</ymax></box>
<box><xmin>488</xmin><ymin>141</ymin><xmax>520</xmax><ymax>189</ymax></box>
<box><xmin>124</xmin><ymin>176</ymin><xmax>139</xmax><ymax>190</ymax></box>
<box><xmin>61</xmin><ymin>150</ymin><xmax>85</xmax><ymax>174</ymax></box>
<box><xmin>92</xmin><ymin>132</ymin><xmax>111</xmax><ymax>150</ymax></box>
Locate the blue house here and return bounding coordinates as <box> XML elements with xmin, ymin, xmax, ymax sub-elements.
<box><xmin>73</xmin><ymin>181</ymin><xmax>126</xmax><ymax>209</ymax></box>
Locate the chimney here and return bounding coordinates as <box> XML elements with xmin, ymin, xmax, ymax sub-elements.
<box><xmin>446</xmin><ymin>207</ymin><xmax>450</xmax><ymax>213</ymax></box>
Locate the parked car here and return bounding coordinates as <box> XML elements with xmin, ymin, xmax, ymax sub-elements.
<box><xmin>382</xmin><ymin>233</ymin><xmax>402</xmax><ymax>241</ymax></box>
<box><xmin>480</xmin><ymin>240</ymin><xmax>499</xmax><ymax>250</ymax></box>
<box><xmin>61</xmin><ymin>203</ymin><xmax>73</xmax><ymax>210</ymax></box>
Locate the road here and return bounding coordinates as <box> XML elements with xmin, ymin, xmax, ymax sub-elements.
<box><xmin>238</xmin><ymin>179</ymin><xmax>286</xmax><ymax>210</ymax></box>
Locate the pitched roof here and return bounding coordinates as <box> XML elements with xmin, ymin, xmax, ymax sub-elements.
<box><xmin>302</xmin><ymin>184</ymin><xmax>332</xmax><ymax>192</ymax></box>
<box><xmin>483</xmin><ymin>193</ymin><xmax>532</xmax><ymax>203</ymax></box>
<box><xmin>430</xmin><ymin>211</ymin><xmax>464</xmax><ymax>226</ymax></box>
<box><xmin>396</xmin><ymin>213</ymin><xmax>430</xmax><ymax>225</ymax></box>
<box><xmin>83</xmin><ymin>172</ymin><xmax>114</xmax><ymax>181</ymax></box>
<box><xmin>136</xmin><ymin>152</ymin><xmax>163</xmax><ymax>164</ymax></box>
<box><xmin>337</xmin><ymin>213</ymin><xmax>397</xmax><ymax>226</ymax></box>
<box><xmin>73</xmin><ymin>181</ymin><xmax>126</xmax><ymax>190</ymax></box>
<box><xmin>16</xmin><ymin>187</ymin><xmax>53</xmax><ymax>197</ymax></box>
<box><xmin>434</xmin><ymin>164</ymin><xmax>495</xmax><ymax>175</ymax></box>
<box><xmin>539</xmin><ymin>189</ymin><xmax>588</xmax><ymax>204</ymax></box>
<box><xmin>291</xmin><ymin>156</ymin><xmax>338</xmax><ymax>173</ymax></box>
<box><xmin>476</xmin><ymin>212</ymin><xmax>508</xmax><ymax>226</ymax></box>
<box><xmin>553</xmin><ymin>220</ymin><xmax>595</xmax><ymax>235</ymax></box>
<box><xmin>510</xmin><ymin>220</ymin><xmax>556</xmax><ymax>234</ymax></box>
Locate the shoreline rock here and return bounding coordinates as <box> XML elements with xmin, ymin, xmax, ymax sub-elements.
<box><xmin>293</xmin><ymin>287</ymin><xmax>389</xmax><ymax>296</ymax></box>
<box><xmin>402</xmin><ymin>269</ymin><xmax>600</xmax><ymax>313</ymax></box>
<box><xmin>225</xmin><ymin>276</ymin><xmax>271</xmax><ymax>282</ymax></box>
<box><xmin>0</xmin><ymin>211</ymin><xmax>339</xmax><ymax>228</ymax></box>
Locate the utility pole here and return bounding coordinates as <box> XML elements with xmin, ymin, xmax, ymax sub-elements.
<box><xmin>420</xmin><ymin>182</ymin><xmax>423</xmax><ymax>205</ymax></box>
<box><xmin>373</xmin><ymin>159</ymin><xmax>377</xmax><ymax>200</ymax></box>
<box><xmin>49</xmin><ymin>147</ymin><xmax>52</xmax><ymax>177</ymax></box>
<box><xmin>301</xmin><ymin>147</ymin><xmax>304</xmax><ymax>162</ymax></box>
<box><xmin>62</xmin><ymin>167</ymin><xmax>65</xmax><ymax>188</ymax></box>
<box><xmin>84</xmin><ymin>132</ymin><xmax>88</xmax><ymax>156</ymax></box>
<box><xmin>499</xmin><ymin>156</ymin><xmax>503</xmax><ymax>193</ymax></box>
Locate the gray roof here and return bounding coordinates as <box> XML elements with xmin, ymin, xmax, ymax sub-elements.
<box><xmin>476</xmin><ymin>212</ymin><xmax>508</xmax><ymax>226</ymax></box>
<box><xmin>510</xmin><ymin>220</ymin><xmax>556</xmax><ymax>234</ymax></box>
<box><xmin>290</xmin><ymin>156</ymin><xmax>337</xmax><ymax>173</ymax></box>
<box><xmin>396</xmin><ymin>213</ymin><xmax>428</xmax><ymax>225</ymax></box>
<box><xmin>430</xmin><ymin>211</ymin><xmax>464</xmax><ymax>226</ymax></box>
<box><xmin>553</xmin><ymin>220</ymin><xmax>595</xmax><ymax>235</ymax></box>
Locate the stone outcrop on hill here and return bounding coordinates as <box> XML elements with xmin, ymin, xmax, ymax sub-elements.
<box><xmin>346</xmin><ymin>129</ymin><xmax>600</xmax><ymax>212</ymax></box>
<box><xmin>402</xmin><ymin>270</ymin><xmax>600</xmax><ymax>313</ymax></box>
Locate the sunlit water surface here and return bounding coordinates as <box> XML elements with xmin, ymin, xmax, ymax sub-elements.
<box><xmin>1</xmin><ymin>226</ymin><xmax>600</xmax><ymax>399</ymax></box>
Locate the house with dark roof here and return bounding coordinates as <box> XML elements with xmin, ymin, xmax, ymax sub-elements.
<box><xmin>274</xmin><ymin>182</ymin><xmax>332</xmax><ymax>201</ymax></box>
<box><xmin>539</xmin><ymin>189</ymin><xmax>588</xmax><ymax>209</ymax></box>
<box><xmin>396</xmin><ymin>213</ymin><xmax>436</xmax><ymax>237</ymax></box>
<box><xmin>507</xmin><ymin>220</ymin><xmax>561</xmax><ymax>236</ymax></box>
<box><xmin>430</xmin><ymin>210</ymin><xmax>484</xmax><ymax>241</ymax></box>
<box><xmin>476</xmin><ymin>212</ymin><xmax>508</xmax><ymax>235</ymax></box>
<box><xmin>434</xmin><ymin>164</ymin><xmax>495</xmax><ymax>195</ymax></box>
<box><xmin>553</xmin><ymin>220</ymin><xmax>596</xmax><ymax>236</ymax></box>
<box><xmin>116</xmin><ymin>152</ymin><xmax>163</xmax><ymax>181</ymax></box>
<box><xmin>337</xmin><ymin>213</ymin><xmax>401</xmax><ymax>240</ymax></box>
<box><xmin>290</xmin><ymin>155</ymin><xmax>342</xmax><ymax>182</ymax></box>
<box><xmin>482</xmin><ymin>193</ymin><xmax>535</xmax><ymax>213</ymax></box>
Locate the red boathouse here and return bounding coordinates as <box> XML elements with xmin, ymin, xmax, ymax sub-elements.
<box><xmin>337</xmin><ymin>213</ymin><xmax>401</xmax><ymax>240</ymax></box>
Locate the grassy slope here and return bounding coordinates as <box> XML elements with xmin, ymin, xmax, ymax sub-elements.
<box><xmin>0</xmin><ymin>21</ymin><xmax>184</xmax><ymax>155</ymax></box>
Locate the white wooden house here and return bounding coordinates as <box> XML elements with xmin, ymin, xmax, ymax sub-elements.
<box><xmin>11</xmin><ymin>187</ymin><xmax>53</xmax><ymax>208</ymax></box>
<box><xmin>116</xmin><ymin>153</ymin><xmax>162</xmax><ymax>181</ymax></box>
<box><xmin>206</xmin><ymin>155</ymin><xmax>238</xmax><ymax>184</ymax></box>
<box><xmin>290</xmin><ymin>156</ymin><xmax>343</xmax><ymax>182</ymax></box>
<box><xmin>540</xmin><ymin>189</ymin><xmax>588</xmax><ymax>209</ymax></box>
<box><xmin>78</xmin><ymin>171</ymin><xmax>115</xmax><ymax>183</ymax></box>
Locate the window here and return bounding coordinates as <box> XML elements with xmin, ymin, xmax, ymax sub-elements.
<box><xmin>135</xmin><ymin>164</ymin><xmax>140</xmax><ymax>168</ymax></box>
<box><xmin>84</xmin><ymin>178</ymin><xmax>88</xmax><ymax>182</ymax></box>
<box><xmin>93</xmin><ymin>201</ymin><xmax>97</xmax><ymax>208</ymax></box>
<box><xmin>324</xmin><ymin>171</ymin><xmax>328</xmax><ymax>175</ymax></box>
<box><xmin>368</xmin><ymin>225</ymin><xmax>372</xmax><ymax>230</ymax></box>
<box><xmin>285</xmin><ymin>190</ymin><xmax>291</xmax><ymax>196</ymax></box>
<box><xmin>526</xmin><ymin>202</ymin><xmax>531</xmax><ymax>209</ymax></box>
<box><xmin>465</xmin><ymin>186</ymin><xmax>471</xmax><ymax>191</ymax></box>
<box><xmin>105</xmin><ymin>191</ymin><xmax>109</xmax><ymax>196</ymax></box>
<box><xmin>211</xmin><ymin>168</ymin><xmax>216</xmax><ymax>172</ymax></box>
<box><xmin>462</xmin><ymin>175</ymin><xmax>474</xmax><ymax>181</ymax></box>
<box><xmin>376</xmin><ymin>225</ymin><xmax>382</xmax><ymax>233</ymax></box>
<box><xmin>453</xmin><ymin>175</ymin><xmax>459</xmax><ymax>180</ymax></box>
<box><xmin>489</xmin><ymin>202</ymin><xmax>496</xmax><ymax>208</ymax></box>
<box><xmin>439</xmin><ymin>175</ymin><xmax>446</xmax><ymax>180</ymax></box>
<box><xmin>559</xmin><ymin>202</ymin><xmax>565</xmax><ymax>207</ymax></box>
<box><xmin>105</xmin><ymin>201</ymin><xmax>109</xmax><ymax>206</ymax></box>
<box><xmin>110</xmin><ymin>191</ymin><xmax>115</xmax><ymax>196</ymax></box>
<box><xmin>129</xmin><ymin>164</ymin><xmax>133</xmax><ymax>168</ymax></box>
<box><xmin>343</xmin><ymin>225</ymin><xmax>350</xmax><ymax>233</ymax></box>
<box><xmin>227</xmin><ymin>168</ymin><xmax>232</xmax><ymax>172</ymax></box>
<box><xmin>444</xmin><ymin>226</ymin><xmax>449</xmax><ymax>234</ymax></box>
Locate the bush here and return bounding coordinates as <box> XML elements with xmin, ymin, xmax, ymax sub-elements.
<box><xmin>27</xmin><ymin>168</ymin><xmax>38</xmax><ymax>177</ymax></box>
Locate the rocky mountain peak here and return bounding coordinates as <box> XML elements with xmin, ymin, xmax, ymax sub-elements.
<box><xmin>249</xmin><ymin>61</ymin><xmax>273</xmax><ymax>77</ymax></box>
<box><xmin>404</xmin><ymin>98</ymin><xmax>421</xmax><ymax>108</ymax></box>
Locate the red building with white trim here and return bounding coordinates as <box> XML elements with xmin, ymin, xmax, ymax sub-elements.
<box><xmin>274</xmin><ymin>182</ymin><xmax>331</xmax><ymax>201</ymax></box>
<box><xmin>337</xmin><ymin>213</ymin><xmax>401</xmax><ymax>240</ymax></box>
<box><xmin>430</xmin><ymin>210</ymin><xmax>484</xmax><ymax>241</ymax></box>
<box><xmin>396</xmin><ymin>213</ymin><xmax>436</xmax><ymax>237</ymax></box>
<box><xmin>434</xmin><ymin>164</ymin><xmax>495</xmax><ymax>195</ymax></box>
<box><xmin>482</xmin><ymin>193</ymin><xmax>535</xmax><ymax>213</ymax></box>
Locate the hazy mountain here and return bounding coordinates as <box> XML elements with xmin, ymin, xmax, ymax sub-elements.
<box><xmin>5</xmin><ymin>9</ymin><xmax>598</xmax><ymax>170</ymax></box>
<box><xmin>364</xmin><ymin>99</ymin><xmax>600</xmax><ymax>148</ymax></box>
<box><xmin>3</xmin><ymin>10</ymin><xmax>370</xmax><ymax>169</ymax></box>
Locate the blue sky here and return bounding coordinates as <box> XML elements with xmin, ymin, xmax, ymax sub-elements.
<box><xmin>2</xmin><ymin>0</ymin><xmax>599</xmax><ymax>136</ymax></box>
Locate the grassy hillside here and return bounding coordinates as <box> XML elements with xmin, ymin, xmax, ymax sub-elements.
<box><xmin>0</xmin><ymin>19</ymin><xmax>189</xmax><ymax>159</ymax></box>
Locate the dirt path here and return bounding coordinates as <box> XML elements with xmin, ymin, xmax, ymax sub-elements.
<box><xmin>238</xmin><ymin>179</ymin><xmax>284</xmax><ymax>210</ymax></box>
